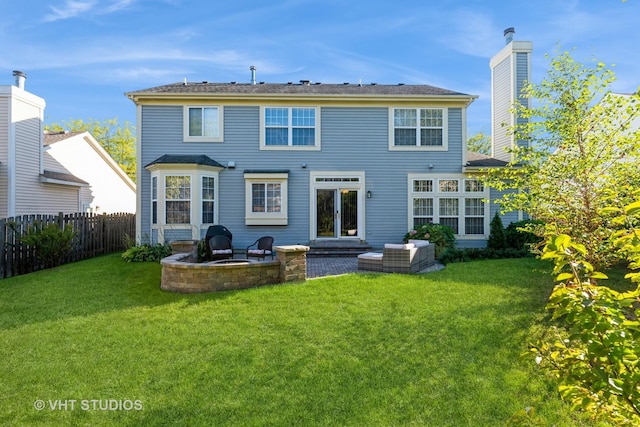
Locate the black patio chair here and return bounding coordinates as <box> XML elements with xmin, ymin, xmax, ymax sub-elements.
<box><xmin>246</xmin><ymin>236</ymin><xmax>274</xmax><ymax>260</ymax></box>
<box><xmin>205</xmin><ymin>225</ymin><xmax>232</xmax><ymax>260</ymax></box>
<box><xmin>208</xmin><ymin>235</ymin><xmax>234</xmax><ymax>261</ymax></box>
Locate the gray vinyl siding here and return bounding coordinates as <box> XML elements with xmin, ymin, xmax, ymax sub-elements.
<box><xmin>492</xmin><ymin>57</ymin><xmax>512</xmax><ymax>162</ymax></box>
<box><xmin>139</xmin><ymin>105</ymin><xmax>467</xmax><ymax>249</ymax></box>
<box><xmin>0</xmin><ymin>97</ymin><xmax>8</xmax><ymax>217</ymax></box>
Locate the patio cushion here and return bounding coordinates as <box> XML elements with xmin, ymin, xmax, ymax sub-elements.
<box><xmin>384</xmin><ymin>243</ymin><xmax>415</xmax><ymax>249</ymax></box>
<box><xmin>211</xmin><ymin>249</ymin><xmax>232</xmax><ymax>255</ymax></box>
<box><xmin>248</xmin><ymin>249</ymin><xmax>272</xmax><ymax>255</ymax></box>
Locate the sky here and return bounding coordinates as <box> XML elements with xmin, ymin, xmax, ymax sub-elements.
<box><xmin>1</xmin><ymin>0</ymin><xmax>639</xmax><ymax>137</ymax></box>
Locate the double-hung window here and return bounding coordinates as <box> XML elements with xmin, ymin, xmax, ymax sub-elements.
<box><xmin>262</xmin><ymin>107</ymin><xmax>319</xmax><ymax>149</ymax></box>
<box><xmin>184</xmin><ymin>106</ymin><xmax>223</xmax><ymax>142</ymax></box>
<box><xmin>408</xmin><ymin>175</ymin><xmax>488</xmax><ymax>237</ymax></box>
<box><xmin>391</xmin><ymin>108</ymin><xmax>447</xmax><ymax>150</ymax></box>
<box><xmin>165</xmin><ymin>175</ymin><xmax>191</xmax><ymax>224</ymax></box>
<box><xmin>201</xmin><ymin>176</ymin><xmax>215</xmax><ymax>224</ymax></box>
<box><xmin>151</xmin><ymin>176</ymin><xmax>158</xmax><ymax>224</ymax></box>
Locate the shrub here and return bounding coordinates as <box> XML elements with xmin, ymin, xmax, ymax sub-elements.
<box><xmin>21</xmin><ymin>222</ymin><xmax>76</xmax><ymax>267</ymax></box>
<box><xmin>197</xmin><ymin>239</ymin><xmax>208</xmax><ymax>263</ymax></box>
<box><xmin>438</xmin><ymin>247</ymin><xmax>532</xmax><ymax>265</ymax></box>
<box><xmin>505</xmin><ymin>219</ymin><xmax>544</xmax><ymax>250</ymax></box>
<box><xmin>487</xmin><ymin>213</ymin><xmax>507</xmax><ymax>250</ymax></box>
<box><xmin>404</xmin><ymin>223</ymin><xmax>455</xmax><ymax>258</ymax></box>
<box><xmin>121</xmin><ymin>243</ymin><xmax>171</xmax><ymax>263</ymax></box>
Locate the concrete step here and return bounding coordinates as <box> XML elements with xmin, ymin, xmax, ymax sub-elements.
<box><xmin>307</xmin><ymin>240</ymin><xmax>372</xmax><ymax>257</ymax></box>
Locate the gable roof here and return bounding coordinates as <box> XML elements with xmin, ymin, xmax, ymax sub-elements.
<box><xmin>43</xmin><ymin>131</ymin><xmax>84</xmax><ymax>146</ymax></box>
<box><xmin>127</xmin><ymin>81</ymin><xmax>477</xmax><ymax>105</ymax></box>
<box><xmin>43</xmin><ymin>130</ymin><xmax>136</xmax><ymax>192</ymax></box>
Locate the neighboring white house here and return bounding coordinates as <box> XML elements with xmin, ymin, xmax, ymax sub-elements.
<box><xmin>44</xmin><ymin>131</ymin><xmax>136</xmax><ymax>213</ymax></box>
<box><xmin>0</xmin><ymin>70</ymin><xmax>135</xmax><ymax>217</ymax></box>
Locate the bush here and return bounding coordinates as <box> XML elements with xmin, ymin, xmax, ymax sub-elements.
<box><xmin>121</xmin><ymin>243</ymin><xmax>172</xmax><ymax>263</ymax></box>
<box><xmin>487</xmin><ymin>213</ymin><xmax>507</xmax><ymax>250</ymax></box>
<box><xmin>438</xmin><ymin>247</ymin><xmax>532</xmax><ymax>265</ymax></box>
<box><xmin>197</xmin><ymin>239</ymin><xmax>208</xmax><ymax>263</ymax></box>
<box><xmin>21</xmin><ymin>222</ymin><xmax>76</xmax><ymax>267</ymax></box>
<box><xmin>505</xmin><ymin>219</ymin><xmax>544</xmax><ymax>250</ymax></box>
<box><xmin>404</xmin><ymin>223</ymin><xmax>455</xmax><ymax>258</ymax></box>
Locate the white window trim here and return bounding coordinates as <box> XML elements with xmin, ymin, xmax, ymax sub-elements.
<box><xmin>145</xmin><ymin>164</ymin><xmax>222</xmax><ymax>242</ymax></box>
<box><xmin>260</xmin><ymin>106</ymin><xmax>321</xmax><ymax>151</ymax></box>
<box><xmin>407</xmin><ymin>174</ymin><xmax>489</xmax><ymax>239</ymax></box>
<box><xmin>183</xmin><ymin>105</ymin><xmax>224</xmax><ymax>142</ymax></box>
<box><xmin>151</xmin><ymin>176</ymin><xmax>158</xmax><ymax>225</ymax></box>
<box><xmin>201</xmin><ymin>175</ymin><xmax>216</xmax><ymax>225</ymax></box>
<box><xmin>244</xmin><ymin>172</ymin><xmax>289</xmax><ymax>225</ymax></box>
<box><xmin>389</xmin><ymin>107</ymin><xmax>448</xmax><ymax>151</ymax></box>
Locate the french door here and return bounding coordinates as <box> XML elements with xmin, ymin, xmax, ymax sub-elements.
<box><xmin>315</xmin><ymin>188</ymin><xmax>359</xmax><ymax>238</ymax></box>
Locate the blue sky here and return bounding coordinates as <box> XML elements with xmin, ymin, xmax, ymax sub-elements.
<box><xmin>1</xmin><ymin>0</ymin><xmax>639</xmax><ymax>137</ymax></box>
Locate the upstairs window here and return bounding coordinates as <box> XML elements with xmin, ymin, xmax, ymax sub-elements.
<box><xmin>262</xmin><ymin>107</ymin><xmax>319</xmax><ymax>149</ymax></box>
<box><xmin>184</xmin><ymin>106</ymin><xmax>223</xmax><ymax>142</ymax></box>
<box><xmin>391</xmin><ymin>108</ymin><xmax>447</xmax><ymax>151</ymax></box>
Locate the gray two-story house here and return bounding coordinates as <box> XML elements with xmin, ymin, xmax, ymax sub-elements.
<box><xmin>126</xmin><ymin>30</ymin><xmax>531</xmax><ymax>250</ymax></box>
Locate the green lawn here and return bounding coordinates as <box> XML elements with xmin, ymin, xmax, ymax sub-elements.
<box><xmin>0</xmin><ymin>254</ymin><xmax>591</xmax><ymax>426</ymax></box>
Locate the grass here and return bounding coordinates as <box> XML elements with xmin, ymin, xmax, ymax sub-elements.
<box><xmin>0</xmin><ymin>253</ymin><xmax>596</xmax><ymax>426</ymax></box>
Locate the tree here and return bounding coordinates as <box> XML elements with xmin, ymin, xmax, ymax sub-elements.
<box><xmin>467</xmin><ymin>131</ymin><xmax>491</xmax><ymax>156</ymax></box>
<box><xmin>482</xmin><ymin>49</ymin><xmax>640</xmax><ymax>270</ymax></box>
<box><xmin>45</xmin><ymin>118</ymin><xmax>136</xmax><ymax>182</ymax></box>
<box><xmin>487</xmin><ymin>212</ymin><xmax>506</xmax><ymax>250</ymax></box>
<box><xmin>531</xmin><ymin>196</ymin><xmax>640</xmax><ymax>425</ymax></box>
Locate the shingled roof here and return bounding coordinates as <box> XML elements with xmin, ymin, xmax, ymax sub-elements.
<box><xmin>43</xmin><ymin>131</ymin><xmax>85</xmax><ymax>146</ymax></box>
<box><xmin>465</xmin><ymin>151</ymin><xmax>509</xmax><ymax>168</ymax></box>
<box><xmin>144</xmin><ymin>154</ymin><xmax>225</xmax><ymax>169</ymax></box>
<box><xmin>127</xmin><ymin>81</ymin><xmax>474</xmax><ymax>98</ymax></box>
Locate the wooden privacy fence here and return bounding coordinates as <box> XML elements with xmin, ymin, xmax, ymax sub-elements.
<box><xmin>0</xmin><ymin>212</ymin><xmax>135</xmax><ymax>279</ymax></box>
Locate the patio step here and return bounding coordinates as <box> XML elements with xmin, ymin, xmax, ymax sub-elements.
<box><xmin>307</xmin><ymin>240</ymin><xmax>372</xmax><ymax>257</ymax></box>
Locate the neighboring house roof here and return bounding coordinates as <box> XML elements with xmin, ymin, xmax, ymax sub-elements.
<box><xmin>43</xmin><ymin>131</ymin><xmax>85</xmax><ymax>146</ymax></box>
<box><xmin>127</xmin><ymin>81</ymin><xmax>477</xmax><ymax>104</ymax></box>
<box><xmin>464</xmin><ymin>151</ymin><xmax>509</xmax><ymax>171</ymax></box>
<box><xmin>144</xmin><ymin>154</ymin><xmax>226</xmax><ymax>169</ymax></box>
<box><xmin>40</xmin><ymin>169</ymin><xmax>89</xmax><ymax>185</ymax></box>
<box><xmin>43</xmin><ymin>131</ymin><xmax>136</xmax><ymax>193</ymax></box>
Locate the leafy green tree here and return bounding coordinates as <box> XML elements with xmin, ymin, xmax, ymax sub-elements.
<box><xmin>482</xmin><ymin>49</ymin><xmax>640</xmax><ymax>270</ymax></box>
<box><xmin>531</xmin><ymin>195</ymin><xmax>640</xmax><ymax>425</ymax></box>
<box><xmin>467</xmin><ymin>131</ymin><xmax>491</xmax><ymax>155</ymax></box>
<box><xmin>46</xmin><ymin>118</ymin><xmax>136</xmax><ymax>182</ymax></box>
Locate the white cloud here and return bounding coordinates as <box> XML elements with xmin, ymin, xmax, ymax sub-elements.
<box><xmin>44</xmin><ymin>0</ymin><xmax>97</xmax><ymax>22</ymax></box>
<box><xmin>43</xmin><ymin>0</ymin><xmax>135</xmax><ymax>22</ymax></box>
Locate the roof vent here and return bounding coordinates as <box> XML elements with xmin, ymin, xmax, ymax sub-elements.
<box><xmin>250</xmin><ymin>65</ymin><xmax>256</xmax><ymax>85</ymax></box>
